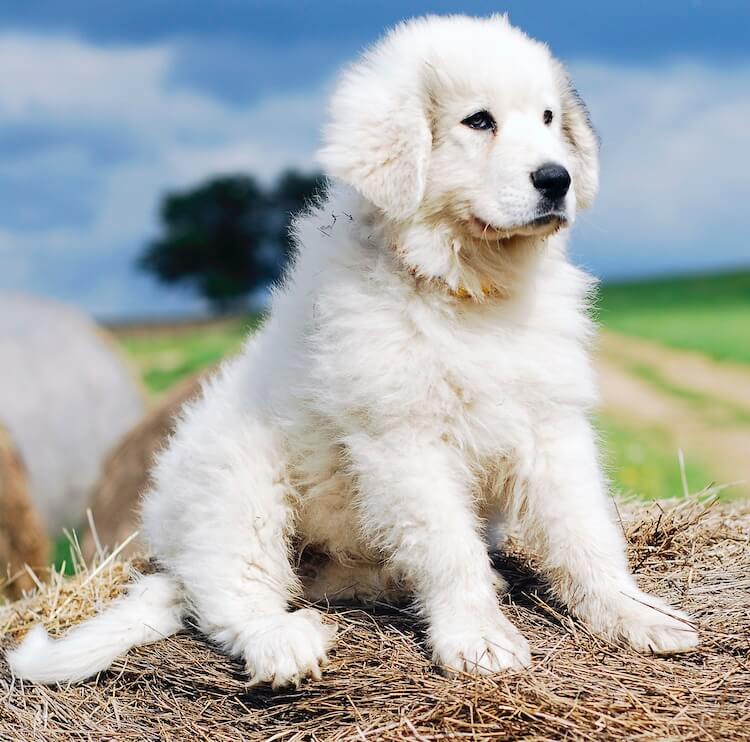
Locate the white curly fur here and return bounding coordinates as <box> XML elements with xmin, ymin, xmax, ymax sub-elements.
<box><xmin>7</xmin><ymin>14</ymin><xmax>698</xmax><ymax>688</ymax></box>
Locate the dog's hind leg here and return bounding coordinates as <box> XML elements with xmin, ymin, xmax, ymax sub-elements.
<box><xmin>301</xmin><ymin>556</ymin><xmax>406</xmax><ymax>605</ymax></box>
<box><xmin>141</xmin><ymin>373</ymin><xmax>336</xmax><ymax>689</ymax></box>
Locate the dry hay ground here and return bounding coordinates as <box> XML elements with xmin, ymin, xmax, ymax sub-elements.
<box><xmin>1</xmin><ymin>497</ymin><xmax>748</xmax><ymax>741</ymax></box>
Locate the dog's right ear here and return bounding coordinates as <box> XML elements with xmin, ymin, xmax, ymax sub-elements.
<box><xmin>318</xmin><ymin>56</ymin><xmax>433</xmax><ymax>221</ymax></box>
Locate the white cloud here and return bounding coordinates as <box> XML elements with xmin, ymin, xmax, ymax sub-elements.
<box><xmin>571</xmin><ymin>61</ymin><xmax>750</xmax><ymax>272</ymax></box>
<box><xmin>0</xmin><ymin>35</ymin><xmax>171</xmax><ymax>116</ymax></box>
<box><xmin>0</xmin><ymin>33</ymin><xmax>327</xmax><ymax>316</ymax></box>
<box><xmin>0</xmin><ymin>32</ymin><xmax>747</xmax><ymax>316</ymax></box>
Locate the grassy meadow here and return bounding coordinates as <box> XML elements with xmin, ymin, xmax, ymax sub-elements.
<box><xmin>597</xmin><ymin>416</ymin><xmax>713</xmax><ymax>500</ymax></box>
<box><xmin>118</xmin><ymin>316</ymin><xmax>260</xmax><ymax>394</ymax></box>
<box><xmin>597</xmin><ymin>269</ymin><xmax>750</xmax><ymax>364</ymax></box>
<box><xmin>595</xmin><ymin>270</ymin><xmax>749</xmax><ymax>499</ymax></box>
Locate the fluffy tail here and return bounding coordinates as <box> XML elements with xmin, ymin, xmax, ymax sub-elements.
<box><xmin>6</xmin><ymin>573</ymin><xmax>184</xmax><ymax>684</ymax></box>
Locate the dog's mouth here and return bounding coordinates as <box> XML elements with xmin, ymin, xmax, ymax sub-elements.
<box><xmin>469</xmin><ymin>212</ymin><xmax>568</xmax><ymax>241</ymax></box>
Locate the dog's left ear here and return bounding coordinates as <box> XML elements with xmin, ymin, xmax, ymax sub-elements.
<box><xmin>555</xmin><ymin>64</ymin><xmax>600</xmax><ymax>210</ymax></box>
<box><xmin>318</xmin><ymin>58</ymin><xmax>433</xmax><ymax>221</ymax></box>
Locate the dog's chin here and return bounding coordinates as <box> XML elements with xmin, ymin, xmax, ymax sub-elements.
<box><xmin>468</xmin><ymin>213</ymin><xmax>568</xmax><ymax>242</ymax></box>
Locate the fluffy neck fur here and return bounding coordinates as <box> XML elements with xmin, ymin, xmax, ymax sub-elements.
<box><xmin>352</xmin><ymin>192</ymin><xmax>558</xmax><ymax>303</ymax></box>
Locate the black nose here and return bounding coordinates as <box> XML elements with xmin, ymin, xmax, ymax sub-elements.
<box><xmin>530</xmin><ymin>163</ymin><xmax>571</xmax><ymax>202</ymax></box>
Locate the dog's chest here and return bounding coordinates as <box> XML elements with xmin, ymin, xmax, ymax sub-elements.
<box><xmin>435</xmin><ymin>300</ymin><xmax>589</xmax><ymax>407</ymax></box>
<box><xmin>304</xmin><ymin>254</ymin><xmax>596</xmax><ymax>458</ymax></box>
<box><xmin>424</xmin><ymin>321</ymin><xmax>581</xmax><ymax>453</ymax></box>
<box><xmin>320</xmin><ymin>309</ymin><xmax>588</xmax><ymax>455</ymax></box>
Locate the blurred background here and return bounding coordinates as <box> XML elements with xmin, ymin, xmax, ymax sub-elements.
<box><xmin>1</xmin><ymin>1</ymin><xmax>748</xmax><ymax>591</ymax></box>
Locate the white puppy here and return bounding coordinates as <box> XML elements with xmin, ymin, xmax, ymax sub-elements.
<box><xmin>8</xmin><ymin>14</ymin><xmax>698</xmax><ymax>688</ymax></box>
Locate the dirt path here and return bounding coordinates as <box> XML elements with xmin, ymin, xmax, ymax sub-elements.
<box><xmin>596</xmin><ymin>331</ymin><xmax>750</xmax><ymax>496</ymax></box>
<box><xmin>598</xmin><ymin>332</ymin><xmax>750</xmax><ymax>413</ymax></box>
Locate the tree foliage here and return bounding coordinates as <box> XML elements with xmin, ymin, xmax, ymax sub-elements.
<box><xmin>139</xmin><ymin>170</ymin><xmax>325</xmax><ymax>312</ymax></box>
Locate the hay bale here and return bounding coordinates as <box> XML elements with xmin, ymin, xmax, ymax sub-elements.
<box><xmin>0</xmin><ymin>425</ymin><xmax>47</xmax><ymax>599</ymax></box>
<box><xmin>83</xmin><ymin>374</ymin><xmax>204</xmax><ymax>560</ymax></box>
<box><xmin>0</xmin><ymin>294</ymin><xmax>145</xmax><ymax>535</ymax></box>
<box><xmin>1</xmin><ymin>497</ymin><xmax>748</xmax><ymax>740</ymax></box>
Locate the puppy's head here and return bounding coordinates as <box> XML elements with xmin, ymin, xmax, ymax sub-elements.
<box><xmin>320</xmin><ymin>15</ymin><xmax>598</xmax><ymax>244</ymax></box>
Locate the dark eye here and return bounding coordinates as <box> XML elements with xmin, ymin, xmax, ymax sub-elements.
<box><xmin>543</xmin><ymin>109</ymin><xmax>554</xmax><ymax>125</ymax></box>
<box><xmin>461</xmin><ymin>110</ymin><xmax>496</xmax><ymax>131</ymax></box>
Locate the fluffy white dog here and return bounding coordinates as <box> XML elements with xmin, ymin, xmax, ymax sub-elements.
<box><xmin>8</xmin><ymin>14</ymin><xmax>698</xmax><ymax>688</ymax></box>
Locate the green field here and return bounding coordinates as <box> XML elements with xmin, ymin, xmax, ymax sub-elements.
<box><xmin>598</xmin><ymin>270</ymin><xmax>750</xmax><ymax>365</ymax></box>
<box><xmin>597</xmin><ymin>416</ymin><xmax>715</xmax><ymax>500</ymax></box>
<box><xmin>119</xmin><ymin>315</ymin><xmax>261</xmax><ymax>395</ymax></box>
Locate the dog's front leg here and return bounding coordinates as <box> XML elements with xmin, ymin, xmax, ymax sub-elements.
<box><xmin>517</xmin><ymin>413</ymin><xmax>699</xmax><ymax>654</ymax></box>
<box><xmin>346</xmin><ymin>430</ymin><xmax>531</xmax><ymax>675</ymax></box>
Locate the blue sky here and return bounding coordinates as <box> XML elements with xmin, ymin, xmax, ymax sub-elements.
<box><xmin>1</xmin><ymin>1</ymin><xmax>748</xmax><ymax>319</ymax></box>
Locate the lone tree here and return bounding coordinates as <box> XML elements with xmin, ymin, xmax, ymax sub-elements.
<box><xmin>139</xmin><ymin>170</ymin><xmax>324</xmax><ymax>312</ymax></box>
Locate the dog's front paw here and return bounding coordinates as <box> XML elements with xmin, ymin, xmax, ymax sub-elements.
<box><xmin>581</xmin><ymin>590</ymin><xmax>698</xmax><ymax>655</ymax></box>
<box><xmin>239</xmin><ymin>609</ymin><xmax>337</xmax><ymax>688</ymax></box>
<box><xmin>615</xmin><ymin>593</ymin><xmax>699</xmax><ymax>655</ymax></box>
<box><xmin>431</xmin><ymin>612</ymin><xmax>531</xmax><ymax>676</ymax></box>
